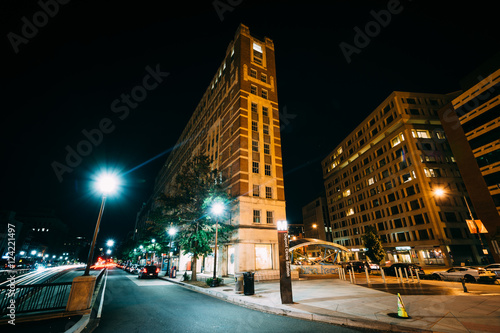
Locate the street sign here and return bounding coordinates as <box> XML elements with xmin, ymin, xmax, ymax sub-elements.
<box><xmin>466</xmin><ymin>219</ymin><xmax>488</xmax><ymax>234</ymax></box>
<box><xmin>277</xmin><ymin>220</ymin><xmax>293</xmax><ymax>304</ymax></box>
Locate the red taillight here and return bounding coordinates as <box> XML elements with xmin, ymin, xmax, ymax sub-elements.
<box><xmin>156</xmin><ymin>268</ymin><xmax>160</xmax><ymax>273</ymax></box>
<box><xmin>143</xmin><ymin>268</ymin><xmax>147</xmax><ymax>273</ymax></box>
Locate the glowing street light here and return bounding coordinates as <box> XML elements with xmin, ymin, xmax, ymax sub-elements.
<box><xmin>31</xmin><ymin>250</ymin><xmax>37</xmax><ymax>256</ymax></box>
<box><xmin>167</xmin><ymin>227</ymin><xmax>177</xmax><ymax>276</ymax></box>
<box><xmin>210</xmin><ymin>201</ymin><xmax>225</xmax><ymax>287</ymax></box>
<box><xmin>106</xmin><ymin>239</ymin><xmax>115</xmax><ymax>247</ymax></box>
<box><xmin>84</xmin><ymin>172</ymin><xmax>120</xmax><ymax>276</ymax></box>
<box><xmin>19</xmin><ymin>251</ymin><xmax>25</xmax><ymax>256</ymax></box>
<box><xmin>106</xmin><ymin>249</ymin><xmax>111</xmax><ymax>255</ymax></box>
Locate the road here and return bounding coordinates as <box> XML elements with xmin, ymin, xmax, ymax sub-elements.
<box><xmin>94</xmin><ymin>269</ymin><xmax>362</xmax><ymax>333</ymax></box>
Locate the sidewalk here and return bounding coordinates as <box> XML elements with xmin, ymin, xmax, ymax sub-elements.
<box><xmin>161</xmin><ymin>271</ymin><xmax>500</xmax><ymax>333</ymax></box>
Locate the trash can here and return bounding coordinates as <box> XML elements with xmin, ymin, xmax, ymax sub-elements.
<box><xmin>243</xmin><ymin>271</ymin><xmax>255</xmax><ymax>295</ymax></box>
<box><xmin>235</xmin><ymin>273</ymin><xmax>243</xmax><ymax>294</ymax></box>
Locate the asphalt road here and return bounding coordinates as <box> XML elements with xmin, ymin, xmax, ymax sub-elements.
<box><xmin>94</xmin><ymin>269</ymin><xmax>363</xmax><ymax>333</ymax></box>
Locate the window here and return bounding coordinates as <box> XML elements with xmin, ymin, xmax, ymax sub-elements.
<box><xmin>412</xmin><ymin>130</ymin><xmax>431</xmax><ymax>138</ymax></box>
<box><xmin>253</xmin><ymin>185</ymin><xmax>260</xmax><ymax>197</ymax></box>
<box><xmin>402</xmin><ymin>173</ymin><xmax>412</xmax><ymax>183</ymax></box>
<box><xmin>264</xmin><ymin>143</ymin><xmax>270</xmax><ymax>154</ymax></box>
<box><xmin>252</xmin><ymin>162</ymin><xmax>259</xmax><ymax>173</ymax></box>
<box><xmin>436</xmin><ymin>131</ymin><xmax>446</xmax><ymax>139</ymax></box>
<box><xmin>253</xmin><ymin>42</ymin><xmax>263</xmax><ymax>65</ymax></box>
<box><xmin>262</xmin><ymin>107</ymin><xmax>269</xmax><ymax>117</ymax></box>
<box><xmin>265</xmin><ymin>186</ymin><xmax>272</xmax><ymax>199</ymax></box>
<box><xmin>252</xmin><ymin>121</ymin><xmax>258</xmax><ymax>132</ymax></box>
<box><xmin>424</xmin><ymin>168</ymin><xmax>441</xmax><ymax>177</ymax></box>
<box><xmin>251</xmin><ymin>103</ymin><xmax>258</xmax><ymax>113</ymax></box>
<box><xmin>391</xmin><ymin>133</ymin><xmax>405</xmax><ymax>147</ymax></box>
<box><xmin>252</xmin><ymin>140</ymin><xmax>259</xmax><ymax>152</ymax></box>
<box><xmin>263</xmin><ymin>124</ymin><xmax>269</xmax><ymax>135</ymax></box>
<box><xmin>255</xmin><ymin>244</ymin><xmax>272</xmax><ymax>269</ymax></box>
<box><xmin>251</xmin><ymin>85</ymin><xmax>257</xmax><ymax>95</ymax></box>
<box><xmin>253</xmin><ymin>210</ymin><xmax>261</xmax><ymax>223</ymax></box>
<box><xmin>261</xmin><ymin>90</ymin><xmax>268</xmax><ymax>99</ymax></box>
<box><xmin>250</xmin><ymin>69</ymin><xmax>257</xmax><ymax>78</ymax></box>
<box><xmin>347</xmin><ymin>208</ymin><xmax>354</xmax><ymax>216</ymax></box>
<box><xmin>368</xmin><ymin>177</ymin><xmax>375</xmax><ymax>185</ymax></box>
<box><xmin>261</xmin><ymin>73</ymin><xmax>267</xmax><ymax>83</ymax></box>
<box><xmin>343</xmin><ymin>189</ymin><xmax>351</xmax><ymax>197</ymax></box>
<box><xmin>265</xmin><ymin>164</ymin><xmax>271</xmax><ymax>176</ymax></box>
<box><xmin>266</xmin><ymin>211</ymin><xmax>274</xmax><ymax>224</ymax></box>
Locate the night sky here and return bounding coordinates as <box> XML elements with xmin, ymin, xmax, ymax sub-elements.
<box><xmin>2</xmin><ymin>1</ymin><xmax>499</xmax><ymax>246</ymax></box>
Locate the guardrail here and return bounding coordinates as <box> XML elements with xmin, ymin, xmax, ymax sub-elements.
<box><xmin>0</xmin><ymin>282</ymin><xmax>72</xmax><ymax>315</ymax></box>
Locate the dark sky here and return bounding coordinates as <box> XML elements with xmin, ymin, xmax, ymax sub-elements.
<box><xmin>1</xmin><ymin>1</ymin><xmax>499</xmax><ymax>245</ymax></box>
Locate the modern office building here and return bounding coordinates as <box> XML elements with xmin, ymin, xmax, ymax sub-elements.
<box><xmin>322</xmin><ymin>91</ymin><xmax>483</xmax><ymax>266</ymax></box>
<box><xmin>438</xmin><ymin>67</ymin><xmax>500</xmax><ymax>262</ymax></box>
<box><xmin>151</xmin><ymin>24</ymin><xmax>286</xmax><ymax>275</ymax></box>
<box><xmin>302</xmin><ymin>196</ymin><xmax>331</xmax><ymax>241</ymax></box>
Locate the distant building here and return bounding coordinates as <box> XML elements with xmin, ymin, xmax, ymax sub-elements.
<box><xmin>302</xmin><ymin>195</ymin><xmax>331</xmax><ymax>241</ymax></box>
<box><xmin>150</xmin><ymin>24</ymin><xmax>286</xmax><ymax>275</ymax></box>
<box><xmin>322</xmin><ymin>91</ymin><xmax>482</xmax><ymax>266</ymax></box>
<box><xmin>438</xmin><ymin>66</ymin><xmax>500</xmax><ymax>262</ymax></box>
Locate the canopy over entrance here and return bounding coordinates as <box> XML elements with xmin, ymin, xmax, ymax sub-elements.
<box><xmin>289</xmin><ymin>238</ymin><xmax>349</xmax><ymax>252</ymax></box>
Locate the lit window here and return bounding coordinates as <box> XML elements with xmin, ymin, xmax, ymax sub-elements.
<box><xmin>266</xmin><ymin>211</ymin><xmax>274</xmax><ymax>224</ymax></box>
<box><xmin>436</xmin><ymin>131</ymin><xmax>446</xmax><ymax>139</ymax></box>
<box><xmin>368</xmin><ymin>177</ymin><xmax>375</xmax><ymax>185</ymax></box>
<box><xmin>252</xmin><ymin>121</ymin><xmax>258</xmax><ymax>132</ymax></box>
<box><xmin>343</xmin><ymin>189</ymin><xmax>351</xmax><ymax>197</ymax></box>
<box><xmin>252</xmin><ymin>162</ymin><xmax>259</xmax><ymax>173</ymax></box>
<box><xmin>264</xmin><ymin>143</ymin><xmax>270</xmax><ymax>154</ymax></box>
<box><xmin>424</xmin><ymin>168</ymin><xmax>441</xmax><ymax>177</ymax></box>
<box><xmin>347</xmin><ymin>208</ymin><xmax>354</xmax><ymax>216</ymax></box>
<box><xmin>266</xmin><ymin>186</ymin><xmax>272</xmax><ymax>199</ymax></box>
<box><xmin>337</xmin><ymin>147</ymin><xmax>343</xmax><ymax>155</ymax></box>
<box><xmin>391</xmin><ymin>136</ymin><xmax>401</xmax><ymax>147</ymax></box>
<box><xmin>261</xmin><ymin>90</ymin><xmax>268</xmax><ymax>99</ymax></box>
<box><xmin>412</xmin><ymin>130</ymin><xmax>431</xmax><ymax>138</ymax></box>
<box><xmin>223</xmin><ymin>61</ymin><xmax>226</xmax><ymax>70</ymax></box>
<box><xmin>265</xmin><ymin>164</ymin><xmax>271</xmax><ymax>176</ymax></box>
<box><xmin>253</xmin><ymin>210</ymin><xmax>261</xmax><ymax>223</ymax></box>
<box><xmin>252</xmin><ymin>140</ymin><xmax>259</xmax><ymax>152</ymax></box>
<box><xmin>250</xmin><ymin>69</ymin><xmax>257</xmax><ymax>78</ymax></box>
<box><xmin>251</xmin><ymin>85</ymin><xmax>257</xmax><ymax>95</ymax></box>
<box><xmin>253</xmin><ymin>42</ymin><xmax>263</xmax><ymax>65</ymax></box>
<box><xmin>231</xmin><ymin>46</ymin><xmax>234</xmax><ymax>56</ymax></box>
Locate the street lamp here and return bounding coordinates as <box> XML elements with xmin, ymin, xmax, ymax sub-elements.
<box><xmin>167</xmin><ymin>227</ymin><xmax>177</xmax><ymax>276</ymax></box>
<box><xmin>106</xmin><ymin>240</ymin><xmax>115</xmax><ymax>247</ymax></box>
<box><xmin>84</xmin><ymin>172</ymin><xmax>119</xmax><ymax>276</ymax></box>
<box><xmin>211</xmin><ymin>202</ymin><xmax>224</xmax><ymax>287</ymax></box>
<box><xmin>151</xmin><ymin>239</ymin><xmax>156</xmax><ymax>264</ymax></box>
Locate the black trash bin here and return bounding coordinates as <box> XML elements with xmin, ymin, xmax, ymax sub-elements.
<box><xmin>243</xmin><ymin>271</ymin><xmax>255</xmax><ymax>295</ymax></box>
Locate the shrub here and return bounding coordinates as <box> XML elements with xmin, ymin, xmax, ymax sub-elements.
<box><xmin>206</xmin><ymin>277</ymin><xmax>223</xmax><ymax>286</ymax></box>
<box><xmin>182</xmin><ymin>272</ymin><xmax>190</xmax><ymax>281</ymax></box>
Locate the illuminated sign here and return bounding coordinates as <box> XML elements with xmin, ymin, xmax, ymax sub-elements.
<box><xmin>277</xmin><ymin>220</ymin><xmax>288</xmax><ymax>232</ymax></box>
<box><xmin>396</xmin><ymin>246</ymin><xmax>411</xmax><ymax>251</ymax></box>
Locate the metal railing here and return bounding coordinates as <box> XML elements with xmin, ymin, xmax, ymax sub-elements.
<box><xmin>1</xmin><ymin>282</ymin><xmax>72</xmax><ymax>315</ymax></box>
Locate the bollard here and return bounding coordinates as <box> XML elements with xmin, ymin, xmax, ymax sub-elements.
<box><xmin>404</xmin><ymin>268</ymin><xmax>409</xmax><ymax>283</ymax></box>
<box><xmin>348</xmin><ymin>269</ymin><xmax>353</xmax><ymax>283</ymax></box>
<box><xmin>365</xmin><ymin>265</ymin><xmax>371</xmax><ymax>285</ymax></box>
<box><xmin>416</xmin><ymin>269</ymin><xmax>421</xmax><ymax>284</ymax></box>
<box><xmin>409</xmin><ymin>268</ymin><xmax>414</xmax><ymax>282</ymax></box>
<box><xmin>351</xmin><ymin>268</ymin><xmax>356</xmax><ymax>284</ymax></box>
<box><xmin>395</xmin><ymin>267</ymin><xmax>399</xmax><ymax>282</ymax></box>
<box><xmin>398</xmin><ymin>268</ymin><xmax>404</xmax><ymax>284</ymax></box>
<box><xmin>461</xmin><ymin>278</ymin><xmax>468</xmax><ymax>293</ymax></box>
<box><xmin>381</xmin><ymin>267</ymin><xmax>386</xmax><ymax>284</ymax></box>
<box><xmin>338</xmin><ymin>268</ymin><xmax>342</xmax><ymax>280</ymax></box>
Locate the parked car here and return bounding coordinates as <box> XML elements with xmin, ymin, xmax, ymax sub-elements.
<box><xmin>367</xmin><ymin>262</ymin><xmax>380</xmax><ymax>270</ymax></box>
<box><xmin>484</xmin><ymin>263</ymin><xmax>500</xmax><ymax>278</ymax></box>
<box><xmin>384</xmin><ymin>263</ymin><xmax>425</xmax><ymax>277</ymax></box>
<box><xmin>432</xmin><ymin>267</ymin><xmax>496</xmax><ymax>283</ymax></box>
<box><xmin>138</xmin><ymin>265</ymin><xmax>159</xmax><ymax>279</ymax></box>
<box><xmin>132</xmin><ymin>265</ymin><xmax>143</xmax><ymax>274</ymax></box>
<box><xmin>342</xmin><ymin>261</ymin><xmax>371</xmax><ymax>273</ymax></box>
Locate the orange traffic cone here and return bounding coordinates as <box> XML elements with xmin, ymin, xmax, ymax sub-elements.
<box><xmin>397</xmin><ymin>293</ymin><xmax>409</xmax><ymax>318</ymax></box>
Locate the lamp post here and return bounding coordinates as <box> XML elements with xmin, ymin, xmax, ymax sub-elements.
<box><xmin>151</xmin><ymin>239</ymin><xmax>156</xmax><ymax>264</ymax></box>
<box><xmin>84</xmin><ymin>173</ymin><xmax>119</xmax><ymax>276</ymax></box>
<box><xmin>211</xmin><ymin>202</ymin><xmax>224</xmax><ymax>287</ymax></box>
<box><xmin>167</xmin><ymin>228</ymin><xmax>177</xmax><ymax>276</ymax></box>
<box><xmin>463</xmin><ymin>195</ymin><xmax>488</xmax><ymax>263</ymax></box>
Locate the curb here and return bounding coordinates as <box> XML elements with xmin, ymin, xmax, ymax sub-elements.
<box><xmin>65</xmin><ymin>314</ymin><xmax>90</xmax><ymax>333</ymax></box>
<box><xmin>160</xmin><ymin>276</ymin><xmax>432</xmax><ymax>333</ymax></box>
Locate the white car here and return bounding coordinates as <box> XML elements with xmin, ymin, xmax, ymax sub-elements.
<box><xmin>432</xmin><ymin>266</ymin><xmax>496</xmax><ymax>283</ymax></box>
<box><xmin>484</xmin><ymin>263</ymin><xmax>500</xmax><ymax>278</ymax></box>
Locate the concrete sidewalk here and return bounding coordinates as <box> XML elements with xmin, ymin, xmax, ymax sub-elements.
<box><xmin>161</xmin><ymin>272</ymin><xmax>500</xmax><ymax>333</ymax></box>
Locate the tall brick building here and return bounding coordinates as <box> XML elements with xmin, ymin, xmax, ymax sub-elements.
<box><xmin>151</xmin><ymin>24</ymin><xmax>286</xmax><ymax>275</ymax></box>
<box><xmin>322</xmin><ymin>91</ymin><xmax>483</xmax><ymax>266</ymax></box>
